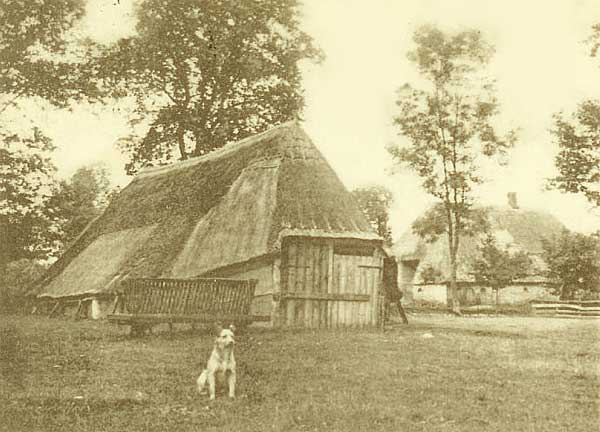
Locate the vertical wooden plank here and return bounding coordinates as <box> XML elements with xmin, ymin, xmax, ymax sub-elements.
<box><xmin>311</xmin><ymin>240</ymin><xmax>321</xmax><ymax>328</ymax></box>
<box><xmin>330</xmin><ymin>256</ymin><xmax>337</xmax><ymax>328</ymax></box>
<box><xmin>194</xmin><ymin>281</ymin><xmax>204</xmax><ymax>313</ymax></box>
<box><xmin>359</xmin><ymin>257</ymin><xmax>367</xmax><ymax>327</ymax></box>
<box><xmin>155</xmin><ymin>284</ymin><xmax>162</xmax><ymax>314</ymax></box>
<box><xmin>165</xmin><ymin>283</ymin><xmax>172</xmax><ymax>314</ymax></box>
<box><xmin>337</xmin><ymin>255</ymin><xmax>344</xmax><ymax>327</ymax></box>
<box><xmin>167</xmin><ymin>281</ymin><xmax>174</xmax><ymax>314</ymax></box>
<box><xmin>189</xmin><ymin>281</ymin><xmax>198</xmax><ymax>314</ymax></box>
<box><xmin>157</xmin><ymin>282</ymin><xmax>163</xmax><ymax>314</ymax></box>
<box><xmin>168</xmin><ymin>282</ymin><xmax>176</xmax><ymax>314</ymax></box>
<box><xmin>339</xmin><ymin>255</ymin><xmax>347</xmax><ymax>327</ymax></box>
<box><xmin>312</xmin><ymin>241</ymin><xmax>320</xmax><ymax>328</ymax></box>
<box><xmin>295</xmin><ymin>241</ymin><xmax>305</xmax><ymax>327</ymax></box>
<box><xmin>334</xmin><ymin>258</ymin><xmax>341</xmax><ymax>328</ymax></box>
<box><xmin>350</xmin><ymin>256</ymin><xmax>357</xmax><ymax>327</ymax></box>
<box><xmin>376</xmin><ymin>250</ymin><xmax>384</xmax><ymax>327</ymax></box>
<box><xmin>318</xmin><ymin>242</ymin><xmax>327</xmax><ymax>328</ymax></box>
<box><xmin>169</xmin><ymin>281</ymin><xmax>177</xmax><ymax>314</ymax></box>
<box><xmin>272</xmin><ymin>258</ymin><xmax>281</xmax><ymax>326</ymax></box>
<box><xmin>347</xmin><ymin>255</ymin><xmax>355</xmax><ymax>327</ymax></box>
<box><xmin>176</xmin><ymin>282</ymin><xmax>184</xmax><ymax>314</ymax></box>
<box><xmin>326</xmin><ymin>240</ymin><xmax>334</xmax><ymax>328</ymax></box>
<box><xmin>351</xmin><ymin>256</ymin><xmax>359</xmax><ymax>327</ymax></box>
<box><xmin>286</xmin><ymin>240</ymin><xmax>297</xmax><ymax>326</ymax></box>
<box><xmin>303</xmin><ymin>241</ymin><xmax>313</xmax><ymax>328</ymax></box>
<box><xmin>371</xmin><ymin>255</ymin><xmax>381</xmax><ymax>326</ymax></box>
<box><xmin>175</xmin><ymin>281</ymin><xmax>184</xmax><ymax>314</ymax></box>
<box><xmin>365</xmin><ymin>256</ymin><xmax>373</xmax><ymax>327</ymax></box>
<box><xmin>188</xmin><ymin>281</ymin><xmax>196</xmax><ymax>313</ymax></box>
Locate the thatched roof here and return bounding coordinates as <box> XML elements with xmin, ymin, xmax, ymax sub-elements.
<box><xmin>37</xmin><ymin>122</ymin><xmax>380</xmax><ymax>298</ymax></box>
<box><xmin>394</xmin><ymin>206</ymin><xmax>566</xmax><ymax>283</ymax></box>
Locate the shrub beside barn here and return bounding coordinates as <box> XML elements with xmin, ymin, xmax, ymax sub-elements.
<box><xmin>34</xmin><ymin>123</ymin><xmax>390</xmax><ymax>327</ymax></box>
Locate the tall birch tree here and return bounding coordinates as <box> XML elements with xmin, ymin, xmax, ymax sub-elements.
<box><xmin>389</xmin><ymin>26</ymin><xmax>517</xmax><ymax>314</ymax></box>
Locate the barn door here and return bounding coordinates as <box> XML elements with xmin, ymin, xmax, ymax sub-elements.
<box><xmin>281</xmin><ymin>238</ymin><xmax>383</xmax><ymax>328</ymax></box>
<box><xmin>329</xmin><ymin>248</ymin><xmax>382</xmax><ymax>327</ymax></box>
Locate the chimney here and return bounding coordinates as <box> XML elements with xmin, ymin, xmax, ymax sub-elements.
<box><xmin>507</xmin><ymin>192</ymin><xmax>519</xmax><ymax>209</ymax></box>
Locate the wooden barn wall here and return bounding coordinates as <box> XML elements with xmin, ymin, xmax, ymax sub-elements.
<box><xmin>206</xmin><ymin>256</ymin><xmax>277</xmax><ymax>319</ymax></box>
<box><xmin>281</xmin><ymin>237</ymin><xmax>384</xmax><ymax>328</ymax></box>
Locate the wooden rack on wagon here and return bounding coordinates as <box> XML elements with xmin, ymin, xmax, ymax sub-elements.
<box><xmin>107</xmin><ymin>278</ymin><xmax>270</xmax><ymax>335</ymax></box>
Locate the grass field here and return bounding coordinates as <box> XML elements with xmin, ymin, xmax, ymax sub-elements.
<box><xmin>0</xmin><ymin>314</ymin><xmax>598</xmax><ymax>432</ymax></box>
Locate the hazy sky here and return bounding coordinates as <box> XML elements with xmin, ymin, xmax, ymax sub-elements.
<box><xmin>18</xmin><ymin>0</ymin><xmax>600</xmax><ymax>236</ymax></box>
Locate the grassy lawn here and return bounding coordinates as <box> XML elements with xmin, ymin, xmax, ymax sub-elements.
<box><xmin>0</xmin><ymin>314</ymin><xmax>598</xmax><ymax>432</ymax></box>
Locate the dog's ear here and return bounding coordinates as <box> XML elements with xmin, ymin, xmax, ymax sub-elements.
<box><xmin>229</xmin><ymin>324</ymin><xmax>236</xmax><ymax>334</ymax></box>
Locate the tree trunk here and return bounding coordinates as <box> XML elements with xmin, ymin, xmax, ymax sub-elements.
<box><xmin>495</xmin><ymin>287</ymin><xmax>499</xmax><ymax>314</ymax></box>
<box><xmin>177</xmin><ymin>124</ymin><xmax>187</xmax><ymax>160</ymax></box>
<box><xmin>448</xmin><ymin>255</ymin><xmax>461</xmax><ymax>315</ymax></box>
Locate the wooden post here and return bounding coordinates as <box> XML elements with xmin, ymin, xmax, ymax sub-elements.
<box><xmin>396</xmin><ymin>301</ymin><xmax>409</xmax><ymax>324</ymax></box>
<box><xmin>111</xmin><ymin>295</ymin><xmax>120</xmax><ymax>314</ymax></box>
<box><xmin>74</xmin><ymin>300</ymin><xmax>83</xmax><ymax>320</ymax></box>
<box><xmin>272</xmin><ymin>258</ymin><xmax>282</xmax><ymax>327</ymax></box>
<box><xmin>49</xmin><ymin>301</ymin><xmax>60</xmax><ymax>318</ymax></box>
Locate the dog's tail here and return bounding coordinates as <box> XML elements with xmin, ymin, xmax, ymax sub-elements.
<box><xmin>197</xmin><ymin>370</ymin><xmax>208</xmax><ymax>394</ymax></box>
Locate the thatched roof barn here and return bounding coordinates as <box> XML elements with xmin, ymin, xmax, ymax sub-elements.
<box><xmin>36</xmin><ymin>122</ymin><xmax>388</xmax><ymax>327</ymax></box>
<box><xmin>394</xmin><ymin>197</ymin><xmax>565</xmax><ymax>306</ymax></box>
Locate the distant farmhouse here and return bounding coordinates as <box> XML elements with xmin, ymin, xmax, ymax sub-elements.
<box><xmin>35</xmin><ymin>122</ymin><xmax>389</xmax><ymax>328</ymax></box>
<box><xmin>393</xmin><ymin>194</ymin><xmax>563</xmax><ymax>307</ymax></box>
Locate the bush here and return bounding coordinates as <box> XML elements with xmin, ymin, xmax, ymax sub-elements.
<box><xmin>0</xmin><ymin>259</ymin><xmax>47</xmax><ymax>314</ymax></box>
<box><xmin>0</xmin><ymin>324</ymin><xmax>27</xmax><ymax>388</ymax></box>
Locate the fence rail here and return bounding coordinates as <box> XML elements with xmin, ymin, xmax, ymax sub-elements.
<box><xmin>107</xmin><ymin>278</ymin><xmax>270</xmax><ymax>333</ymax></box>
<box><xmin>120</xmin><ymin>278</ymin><xmax>257</xmax><ymax>316</ymax></box>
<box><xmin>530</xmin><ymin>300</ymin><xmax>600</xmax><ymax>318</ymax></box>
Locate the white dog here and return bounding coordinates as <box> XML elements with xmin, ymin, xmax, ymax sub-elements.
<box><xmin>197</xmin><ymin>325</ymin><xmax>236</xmax><ymax>400</ymax></box>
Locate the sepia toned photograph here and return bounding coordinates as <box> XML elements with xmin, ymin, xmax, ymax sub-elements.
<box><xmin>1</xmin><ymin>1</ymin><xmax>599</xmax><ymax>431</ymax></box>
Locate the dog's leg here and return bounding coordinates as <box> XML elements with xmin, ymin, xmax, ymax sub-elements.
<box><xmin>227</xmin><ymin>369</ymin><xmax>236</xmax><ymax>399</ymax></box>
<box><xmin>207</xmin><ymin>372</ymin><xmax>216</xmax><ymax>400</ymax></box>
<box><xmin>197</xmin><ymin>370</ymin><xmax>208</xmax><ymax>394</ymax></box>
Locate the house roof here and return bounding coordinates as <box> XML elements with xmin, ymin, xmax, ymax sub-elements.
<box><xmin>393</xmin><ymin>206</ymin><xmax>566</xmax><ymax>284</ymax></box>
<box><xmin>37</xmin><ymin>122</ymin><xmax>380</xmax><ymax>298</ymax></box>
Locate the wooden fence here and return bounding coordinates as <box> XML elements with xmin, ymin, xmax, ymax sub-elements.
<box><xmin>109</xmin><ymin>279</ymin><xmax>264</xmax><ymax>320</ymax></box>
<box><xmin>530</xmin><ymin>300</ymin><xmax>600</xmax><ymax>318</ymax></box>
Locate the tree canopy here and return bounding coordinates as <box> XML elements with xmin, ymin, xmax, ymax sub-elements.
<box><xmin>411</xmin><ymin>203</ymin><xmax>489</xmax><ymax>244</ymax></box>
<box><xmin>51</xmin><ymin>164</ymin><xmax>115</xmax><ymax>250</ymax></box>
<box><xmin>0</xmin><ymin>0</ymin><xmax>98</xmax><ymax>269</ymax></box>
<box><xmin>472</xmin><ymin>233</ymin><xmax>531</xmax><ymax>293</ymax></box>
<box><xmin>351</xmin><ymin>185</ymin><xmax>393</xmax><ymax>245</ymax></box>
<box><xmin>0</xmin><ymin>0</ymin><xmax>97</xmax><ymax>113</ymax></box>
<box><xmin>94</xmin><ymin>0</ymin><xmax>322</xmax><ymax>174</ymax></box>
<box><xmin>542</xmin><ymin>230</ymin><xmax>600</xmax><ymax>300</ymax></box>
<box><xmin>549</xmin><ymin>101</ymin><xmax>600</xmax><ymax>209</ymax></box>
<box><xmin>0</xmin><ymin>128</ymin><xmax>62</xmax><ymax>268</ymax></box>
<box><xmin>548</xmin><ymin>25</ymin><xmax>600</xmax><ymax>208</ymax></box>
<box><xmin>388</xmin><ymin>25</ymin><xmax>517</xmax><ymax>313</ymax></box>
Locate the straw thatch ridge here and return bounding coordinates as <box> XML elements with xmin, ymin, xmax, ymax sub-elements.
<box><xmin>394</xmin><ymin>206</ymin><xmax>566</xmax><ymax>283</ymax></box>
<box><xmin>37</xmin><ymin>122</ymin><xmax>380</xmax><ymax>298</ymax></box>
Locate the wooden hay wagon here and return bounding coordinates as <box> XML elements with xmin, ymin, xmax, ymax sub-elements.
<box><xmin>107</xmin><ymin>278</ymin><xmax>270</xmax><ymax>335</ymax></box>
